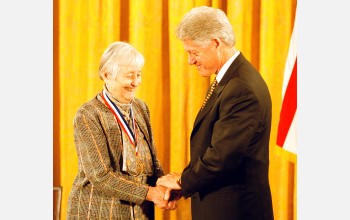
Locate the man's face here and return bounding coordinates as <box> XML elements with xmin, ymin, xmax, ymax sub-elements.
<box><xmin>183</xmin><ymin>39</ymin><xmax>219</xmax><ymax>77</ymax></box>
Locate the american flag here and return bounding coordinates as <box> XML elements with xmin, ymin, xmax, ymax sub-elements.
<box><xmin>276</xmin><ymin>15</ymin><xmax>297</xmax><ymax>154</ymax></box>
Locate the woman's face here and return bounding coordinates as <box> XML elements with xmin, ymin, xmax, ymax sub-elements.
<box><xmin>105</xmin><ymin>66</ymin><xmax>142</xmax><ymax>103</ymax></box>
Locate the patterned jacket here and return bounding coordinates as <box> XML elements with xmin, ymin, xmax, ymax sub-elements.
<box><xmin>67</xmin><ymin>93</ymin><xmax>164</xmax><ymax>219</ymax></box>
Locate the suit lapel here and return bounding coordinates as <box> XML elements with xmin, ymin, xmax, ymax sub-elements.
<box><xmin>193</xmin><ymin>84</ymin><xmax>224</xmax><ymax>128</ymax></box>
<box><xmin>191</xmin><ymin>53</ymin><xmax>246</xmax><ymax>138</ymax></box>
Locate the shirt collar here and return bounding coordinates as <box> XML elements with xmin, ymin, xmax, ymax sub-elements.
<box><xmin>215</xmin><ymin>50</ymin><xmax>240</xmax><ymax>83</ymax></box>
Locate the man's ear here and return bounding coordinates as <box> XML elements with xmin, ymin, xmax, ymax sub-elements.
<box><xmin>212</xmin><ymin>38</ymin><xmax>221</xmax><ymax>48</ymax></box>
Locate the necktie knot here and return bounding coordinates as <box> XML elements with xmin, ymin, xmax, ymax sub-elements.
<box><xmin>201</xmin><ymin>79</ymin><xmax>218</xmax><ymax>110</ymax></box>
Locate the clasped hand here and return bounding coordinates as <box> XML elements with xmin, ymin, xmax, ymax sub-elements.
<box><xmin>155</xmin><ymin>173</ymin><xmax>182</xmax><ymax>209</ymax></box>
<box><xmin>147</xmin><ymin>185</ymin><xmax>178</xmax><ymax>210</ymax></box>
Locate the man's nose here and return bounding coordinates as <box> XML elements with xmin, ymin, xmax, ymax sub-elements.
<box><xmin>188</xmin><ymin>54</ymin><xmax>196</xmax><ymax>65</ymax></box>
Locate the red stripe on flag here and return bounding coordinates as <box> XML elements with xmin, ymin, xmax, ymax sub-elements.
<box><xmin>276</xmin><ymin>58</ymin><xmax>297</xmax><ymax>147</ymax></box>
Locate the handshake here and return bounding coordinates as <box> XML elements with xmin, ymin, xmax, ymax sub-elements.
<box><xmin>147</xmin><ymin>173</ymin><xmax>183</xmax><ymax>210</ymax></box>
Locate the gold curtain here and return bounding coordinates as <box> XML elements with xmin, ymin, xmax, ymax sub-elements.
<box><xmin>53</xmin><ymin>0</ymin><xmax>297</xmax><ymax>219</ymax></box>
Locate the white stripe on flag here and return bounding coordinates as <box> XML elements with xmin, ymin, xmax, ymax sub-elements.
<box><xmin>284</xmin><ymin>111</ymin><xmax>297</xmax><ymax>154</ymax></box>
<box><xmin>282</xmin><ymin>19</ymin><xmax>297</xmax><ymax>98</ymax></box>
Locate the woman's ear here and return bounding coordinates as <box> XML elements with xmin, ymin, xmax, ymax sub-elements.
<box><xmin>102</xmin><ymin>71</ymin><xmax>109</xmax><ymax>80</ymax></box>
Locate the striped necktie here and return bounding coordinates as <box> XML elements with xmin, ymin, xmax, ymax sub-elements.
<box><xmin>201</xmin><ymin>79</ymin><xmax>218</xmax><ymax>110</ymax></box>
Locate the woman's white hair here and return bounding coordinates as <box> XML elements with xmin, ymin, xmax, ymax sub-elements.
<box><xmin>176</xmin><ymin>6</ymin><xmax>235</xmax><ymax>47</ymax></box>
<box><xmin>98</xmin><ymin>42</ymin><xmax>144</xmax><ymax>80</ymax></box>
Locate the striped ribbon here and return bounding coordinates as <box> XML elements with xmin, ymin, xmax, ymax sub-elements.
<box><xmin>101</xmin><ymin>89</ymin><xmax>138</xmax><ymax>155</ymax></box>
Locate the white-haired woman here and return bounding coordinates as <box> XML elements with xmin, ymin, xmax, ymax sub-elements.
<box><xmin>67</xmin><ymin>41</ymin><xmax>176</xmax><ymax>220</ymax></box>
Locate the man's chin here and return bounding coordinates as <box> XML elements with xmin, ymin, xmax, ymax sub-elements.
<box><xmin>198</xmin><ymin>71</ymin><xmax>212</xmax><ymax>77</ymax></box>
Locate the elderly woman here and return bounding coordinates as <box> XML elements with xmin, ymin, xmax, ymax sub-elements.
<box><xmin>67</xmin><ymin>41</ymin><xmax>175</xmax><ymax>220</ymax></box>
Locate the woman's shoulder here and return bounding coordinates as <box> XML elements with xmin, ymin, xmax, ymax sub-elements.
<box><xmin>75</xmin><ymin>94</ymin><xmax>106</xmax><ymax>116</ymax></box>
<box><xmin>133</xmin><ymin>97</ymin><xmax>148</xmax><ymax>108</ymax></box>
<box><xmin>132</xmin><ymin>98</ymin><xmax>151</xmax><ymax>118</ymax></box>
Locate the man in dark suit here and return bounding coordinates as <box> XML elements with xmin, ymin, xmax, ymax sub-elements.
<box><xmin>157</xmin><ymin>6</ymin><xmax>274</xmax><ymax>220</ymax></box>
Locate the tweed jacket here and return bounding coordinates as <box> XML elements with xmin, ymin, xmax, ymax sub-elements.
<box><xmin>181</xmin><ymin>53</ymin><xmax>274</xmax><ymax>220</ymax></box>
<box><xmin>67</xmin><ymin>93</ymin><xmax>164</xmax><ymax>220</ymax></box>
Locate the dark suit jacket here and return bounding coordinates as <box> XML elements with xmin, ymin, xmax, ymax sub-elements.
<box><xmin>180</xmin><ymin>53</ymin><xmax>274</xmax><ymax>220</ymax></box>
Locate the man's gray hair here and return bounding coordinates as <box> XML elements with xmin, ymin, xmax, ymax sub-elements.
<box><xmin>176</xmin><ymin>6</ymin><xmax>235</xmax><ymax>47</ymax></box>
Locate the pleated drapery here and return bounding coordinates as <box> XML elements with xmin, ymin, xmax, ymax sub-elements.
<box><xmin>53</xmin><ymin>1</ymin><xmax>297</xmax><ymax>219</ymax></box>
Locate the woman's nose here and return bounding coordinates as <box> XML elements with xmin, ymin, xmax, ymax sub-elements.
<box><xmin>131</xmin><ymin>77</ymin><xmax>141</xmax><ymax>87</ymax></box>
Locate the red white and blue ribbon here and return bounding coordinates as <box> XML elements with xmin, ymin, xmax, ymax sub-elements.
<box><xmin>101</xmin><ymin>89</ymin><xmax>138</xmax><ymax>155</ymax></box>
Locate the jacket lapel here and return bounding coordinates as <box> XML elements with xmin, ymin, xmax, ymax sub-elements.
<box><xmin>192</xmin><ymin>84</ymin><xmax>224</xmax><ymax>129</ymax></box>
<box><xmin>191</xmin><ymin>53</ymin><xmax>246</xmax><ymax>138</ymax></box>
<box><xmin>132</xmin><ymin>103</ymin><xmax>151</xmax><ymax>147</ymax></box>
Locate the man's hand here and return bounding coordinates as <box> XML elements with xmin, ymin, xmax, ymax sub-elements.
<box><xmin>157</xmin><ymin>173</ymin><xmax>182</xmax><ymax>189</ymax></box>
<box><xmin>157</xmin><ymin>173</ymin><xmax>182</xmax><ymax>200</ymax></box>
